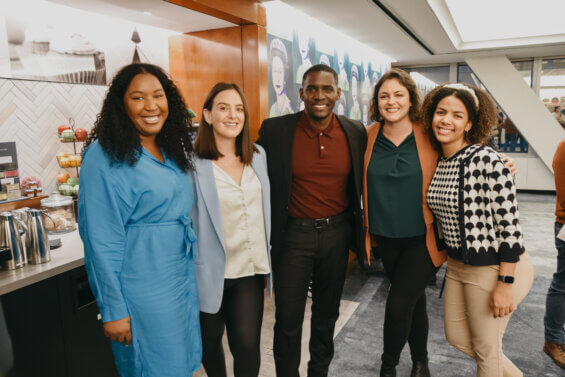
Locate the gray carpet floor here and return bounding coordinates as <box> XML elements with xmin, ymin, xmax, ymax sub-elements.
<box><xmin>329</xmin><ymin>193</ymin><xmax>564</xmax><ymax>377</ymax></box>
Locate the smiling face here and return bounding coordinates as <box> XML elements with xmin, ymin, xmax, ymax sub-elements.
<box><xmin>271</xmin><ymin>55</ymin><xmax>285</xmax><ymax>96</ymax></box>
<box><xmin>300</xmin><ymin>71</ymin><xmax>341</xmax><ymax>124</ymax></box>
<box><xmin>338</xmin><ymin>51</ymin><xmax>345</xmax><ymax>70</ymax></box>
<box><xmin>203</xmin><ymin>89</ymin><xmax>245</xmax><ymax>143</ymax></box>
<box><xmin>432</xmin><ymin>94</ymin><xmax>472</xmax><ymax>156</ymax></box>
<box><xmin>124</xmin><ymin>73</ymin><xmax>169</xmax><ymax>141</ymax></box>
<box><xmin>377</xmin><ymin>78</ymin><xmax>411</xmax><ymax>125</ymax></box>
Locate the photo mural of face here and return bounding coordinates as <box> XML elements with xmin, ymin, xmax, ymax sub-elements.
<box><xmin>335</xmin><ymin>96</ymin><xmax>347</xmax><ymax>116</ymax></box>
<box><xmin>360</xmin><ymin>60</ymin><xmax>373</xmax><ymax>126</ymax></box>
<box><xmin>268</xmin><ymin>36</ymin><xmax>294</xmax><ymax>117</ymax></box>
<box><xmin>336</xmin><ymin>50</ymin><xmax>350</xmax><ymax>92</ymax></box>
<box><xmin>294</xmin><ymin>33</ymin><xmax>315</xmax><ymax>85</ymax></box>
<box><xmin>317</xmin><ymin>53</ymin><xmax>332</xmax><ymax>67</ymax></box>
<box><xmin>348</xmin><ymin>64</ymin><xmax>362</xmax><ymax>121</ymax></box>
<box><xmin>293</xmin><ymin>33</ymin><xmax>315</xmax><ymax>111</ymax></box>
<box><xmin>266</xmin><ymin>28</ymin><xmax>390</xmax><ymax>120</ymax></box>
<box><xmin>361</xmin><ymin>61</ymin><xmax>372</xmax><ymax>99</ymax></box>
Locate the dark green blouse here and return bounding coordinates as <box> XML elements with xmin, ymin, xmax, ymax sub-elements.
<box><xmin>367</xmin><ymin>128</ymin><xmax>426</xmax><ymax>238</ymax></box>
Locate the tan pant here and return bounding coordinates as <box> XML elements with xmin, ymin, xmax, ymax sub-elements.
<box><xmin>444</xmin><ymin>253</ymin><xmax>534</xmax><ymax>377</ymax></box>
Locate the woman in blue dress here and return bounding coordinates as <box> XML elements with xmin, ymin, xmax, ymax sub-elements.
<box><xmin>78</xmin><ymin>63</ymin><xmax>201</xmax><ymax>376</ymax></box>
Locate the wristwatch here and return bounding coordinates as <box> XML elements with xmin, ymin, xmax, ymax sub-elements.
<box><xmin>498</xmin><ymin>275</ymin><xmax>515</xmax><ymax>284</ymax></box>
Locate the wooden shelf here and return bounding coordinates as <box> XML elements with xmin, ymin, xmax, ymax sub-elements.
<box><xmin>0</xmin><ymin>195</ymin><xmax>48</xmax><ymax>212</ymax></box>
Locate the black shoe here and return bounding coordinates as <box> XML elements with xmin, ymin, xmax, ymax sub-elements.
<box><xmin>379</xmin><ymin>365</ymin><xmax>396</xmax><ymax>377</ymax></box>
<box><xmin>410</xmin><ymin>361</ymin><xmax>431</xmax><ymax>377</ymax></box>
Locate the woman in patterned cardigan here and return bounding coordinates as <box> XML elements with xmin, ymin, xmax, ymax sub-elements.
<box><xmin>423</xmin><ymin>83</ymin><xmax>534</xmax><ymax>377</ymax></box>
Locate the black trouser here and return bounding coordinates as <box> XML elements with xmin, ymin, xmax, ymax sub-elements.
<box><xmin>200</xmin><ymin>275</ymin><xmax>265</xmax><ymax>377</ymax></box>
<box><xmin>273</xmin><ymin>214</ymin><xmax>352</xmax><ymax>377</ymax></box>
<box><xmin>375</xmin><ymin>235</ymin><xmax>439</xmax><ymax>367</ymax></box>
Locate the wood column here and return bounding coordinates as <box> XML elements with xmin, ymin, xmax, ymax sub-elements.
<box><xmin>168</xmin><ymin>2</ymin><xmax>267</xmax><ymax>138</ymax></box>
<box><xmin>242</xmin><ymin>24</ymin><xmax>268</xmax><ymax>140</ymax></box>
<box><xmin>169</xmin><ymin>27</ymin><xmax>244</xmax><ymax>120</ymax></box>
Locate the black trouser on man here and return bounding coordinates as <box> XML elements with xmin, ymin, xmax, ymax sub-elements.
<box><xmin>273</xmin><ymin>213</ymin><xmax>352</xmax><ymax>377</ymax></box>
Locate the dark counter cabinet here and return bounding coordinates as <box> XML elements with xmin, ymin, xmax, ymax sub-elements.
<box><xmin>2</xmin><ymin>266</ymin><xmax>118</xmax><ymax>377</ymax></box>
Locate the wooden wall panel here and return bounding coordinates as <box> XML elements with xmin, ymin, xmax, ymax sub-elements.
<box><xmin>169</xmin><ymin>27</ymin><xmax>243</xmax><ymax>121</ymax></box>
<box><xmin>242</xmin><ymin>24</ymin><xmax>268</xmax><ymax>141</ymax></box>
<box><xmin>168</xmin><ymin>35</ymin><xmax>191</xmax><ymax>105</ymax></box>
<box><xmin>166</xmin><ymin>0</ymin><xmax>266</xmax><ymax>26</ymax></box>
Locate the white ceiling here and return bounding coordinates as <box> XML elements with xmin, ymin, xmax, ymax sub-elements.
<box><xmin>46</xmin><ymin>0</ymin><xmax>565</xmax><ymax>65</ymax></box>
<box><xmin>279</xmin><ymin>0</ymin><xmax>565</xmax><ymax>66</ymax></box>
<box><xmin>47</xmin><ymin>0</ymin><xmax>235</xmax><ymax>33</ymax></box>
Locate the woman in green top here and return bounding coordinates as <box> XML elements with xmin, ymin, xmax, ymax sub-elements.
<box><xmin>363</xmin><ymin>68</ymin><xmax>446</xmax><ymax>377</ymax></box>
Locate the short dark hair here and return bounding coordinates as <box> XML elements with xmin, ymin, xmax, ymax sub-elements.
<box><xmin>195</xmin><ymin>83</ymin><xmax>257</xmax><ymax>164</ymax></box>
<box><xmin>369</xmin><ymin>68</ymin><xmax>421</xmax><ymax>123</ymax></box>
<box><xmin>302</xmin><ymin>64</ymin><xmax>338</xmax><ymax>86</ymax></box>
<box><xmin>83</xmin><ymin>63</ymin><xmax>194</xmax><ymax>171</ymax></box>
<box><xmin>421</xmin><ymin>82</ymin><xmax>498</xmax><ymax>151</ymax></box>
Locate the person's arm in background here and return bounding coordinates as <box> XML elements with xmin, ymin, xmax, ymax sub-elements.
<box><xmin>553</xmin><ymin>140</ymin><xmax>565</xmax><ymax>222</ymax></box>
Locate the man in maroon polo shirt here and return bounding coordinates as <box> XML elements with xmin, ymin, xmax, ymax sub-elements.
<box><xmin>257</xmin><ymin>64</ymin><xmax>367</xmax><ymax>377</ymax></box>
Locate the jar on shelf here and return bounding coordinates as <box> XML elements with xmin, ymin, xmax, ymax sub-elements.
<box><xmin>40</xmin><ymin>193</ymin><xmax>76</xmax><ymax>233</ymax></box>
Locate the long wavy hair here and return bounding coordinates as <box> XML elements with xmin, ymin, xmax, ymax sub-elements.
<box><xmin>84</xmin><ymin>63</ymin><xmax>194</xmax><ymax>171</ymax></box>
<box><xmin>369</xmin><ymin>67</ymin><xmax>421</xmax><ymax>123</ymax></box>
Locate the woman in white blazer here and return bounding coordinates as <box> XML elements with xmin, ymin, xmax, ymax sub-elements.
<box><xmin>191</xmin><ymin>82</ymin><xmax>271</xmax><ymax>377</ymax></box>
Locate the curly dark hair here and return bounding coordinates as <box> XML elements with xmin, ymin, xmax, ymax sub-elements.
<box><xmin>369</xmin><ymin>68</ymin><xmax>421</xmax><ymax>123</ymax></box>
<box><xmin>421</xmin><ymin>82</ymin><xmax>497</xmax><ymax>151</ymax></box>
<box><xmin>84</xmin><ymin>63</ymin><xmax>194</xmax><ymax>171</ymax></box>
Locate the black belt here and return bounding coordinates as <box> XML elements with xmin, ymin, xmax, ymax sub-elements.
<box><xmin>287</xmin><ymin>212</ymin><xmax>350</xmax><ymax>229</ymax></box>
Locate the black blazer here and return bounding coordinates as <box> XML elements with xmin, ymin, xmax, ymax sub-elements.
<box><xmin>256</xmin><ymin>111</ymin><xmax>367</xmax><ymax>267</ymax></box>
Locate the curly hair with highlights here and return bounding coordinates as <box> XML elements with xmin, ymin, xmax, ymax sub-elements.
<box><xmin>421</xmin><ymin>82</ymin><xmax>497</xmax><ymax>152</ymax></box>
<box><xmin>84</xmin><ymin>63</ymin><xmax>194</xmax><ymax>171</ymax></box>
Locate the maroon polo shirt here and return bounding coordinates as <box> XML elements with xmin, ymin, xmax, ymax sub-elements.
<box><xmin>289</xmin><ymin>112</ymin><xmax>352</xmax><ymax>219</ymax></box>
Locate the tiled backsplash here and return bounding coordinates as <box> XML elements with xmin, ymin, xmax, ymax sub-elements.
<box><xmin>0</xmin><ymin>77</ymin><xmax>107</xmax><ymax>194</ymax></box>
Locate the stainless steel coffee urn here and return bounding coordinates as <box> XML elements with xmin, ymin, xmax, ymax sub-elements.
<box><xmin>25</xmin><ymin>209</ymin><xmax>53</xmax><ymax>265</ymax></box>
<box><xmin>0</xmin><ymin>212</ymin><xmax>27</xmax><ymax>270</ymax></box>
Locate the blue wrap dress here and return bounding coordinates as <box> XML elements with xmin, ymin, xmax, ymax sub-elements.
<box><xmin>78</xmin><ymin>141</ymin><xmax>201</xmax><ymax>377</ymax></box>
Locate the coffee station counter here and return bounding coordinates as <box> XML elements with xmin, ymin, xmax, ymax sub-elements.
<box><xmin>0</xmin><ymin>230</ymin><xmax>84</xmax><ymax>295</ymax></box>
<box><xmin>0</xmin><ymin>228</ymin><xmax>118</xmax><ymax>376</ymax></box>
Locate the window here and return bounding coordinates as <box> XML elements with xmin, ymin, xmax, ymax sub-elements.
<box><xmin>458</xmin><ymin>63</ymin><xmax>530</xmax><ymax>153</ymax></box>
<box><xmin>540</xmin><ymin>58</ymin><xmax>565</xmax><ymax>127</ymax></box>
<box><xmin>403</xmin><ymin>66</ymin><xmax>449</xmax><ymax>95</ymax></box>
<box><xmin>458</xmin><ymin>61</ymin><xmax>533</xmax><ymax>88</ymax></box>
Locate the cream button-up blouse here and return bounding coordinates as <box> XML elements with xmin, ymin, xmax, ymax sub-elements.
<box><xmin>212</xmin><ymin>163</ymin><xmax>270</xmax><ymax>279</ymax></box>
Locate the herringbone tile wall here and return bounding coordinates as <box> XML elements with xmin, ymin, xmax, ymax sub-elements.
<box><xmin>0</xmin><ymin>78</ymin><xmax>107</xmax><ymax>194</ymax></box>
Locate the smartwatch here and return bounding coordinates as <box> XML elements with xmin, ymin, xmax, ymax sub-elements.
<box><xmin>498</xmin><ymin>275</ymin><xmax>515</xmax><ymax>284</ymax></box>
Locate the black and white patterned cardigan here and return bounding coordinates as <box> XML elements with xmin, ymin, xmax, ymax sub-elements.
<box><xmin>444</xmin><ymin>145</ymin><xmax>524</xmax><ymax>266</ymax></box>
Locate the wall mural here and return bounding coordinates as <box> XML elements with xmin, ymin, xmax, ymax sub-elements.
<box><xmin>267</xmin><ymin>31</ymin><xmax>389</xmax><ymax>126</ymax></box>
<box><xmin>0</xmin><ymin>0</ymin><xmax>175</xmax><ymax>85</ymax></box>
